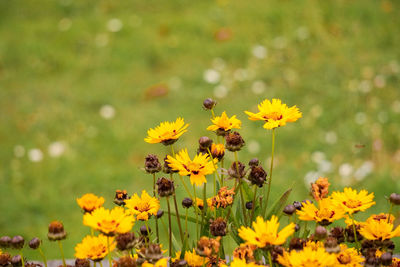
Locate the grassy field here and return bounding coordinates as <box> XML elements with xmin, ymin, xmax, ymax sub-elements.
<box><xmin>1</xmin><ymin>0</ymin><xmax>400</xmax><ymax>259</ymax></box>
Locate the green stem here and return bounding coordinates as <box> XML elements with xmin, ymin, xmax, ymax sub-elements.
<box><xmin>268</xmin><ymin>250</ymin><xmax>273</xmax><ymax>267</ymax></box>
<box><xmin>172</xmin><ymin>192</ymin><xmax>185</xmax><ymax>244</ymax></box>
<box><xmin>234</xmin><ymin>151</ymin><xmax>248</xmax><ymax>226</ymax></box>
<box><xmin>193</xmin><ymin>184</ymin><xmax>199</xmax><ymax>240</ymax></box>
<box><xmin>166</xmin><ymin>197</ymin><xmax>173</xmax><ymax>257</ymax></box>
<box><xmin>178</xmin><ymin>175</ymin><xmax>193</xmax><ymax>199</ymax></box>
<box><xmin>153</xmin><ymin>173</ymin><xmax>160</xmax><ymax>243</ymax></box>
<box><xmin>185</xmin><ymin>208</ymin><xmax>188</xmax><ymax>237</ymax></box>
<box><xmin>220</xmin><ymin>158</ymin><xmax>224</xmax><ymax>187</ymax></box>
<box><xmin>107</xmin><ymin>236</ymin><xmax>113</xmax><ymax>267</ymax></box>
<box><xmin>388</xmin><ymin>203</ymin><xmax>394</xmax><ymax>223</ymax></box>
<box><xmin>170</xmin><ymin>144</ymin><xmax>175</xmax><ymax>157</ymax></box>
<box><xmin>19</xmin><ymin>250</ymin><xmax>25</xmax><ymax>267</ymax></box>
<box><xmin>264</xmin><ymin>128</ymin><xmax>276</xmax><ymax>216</ymax></box>
<box><xmin>350</xmin><ymin>214</ymin><xmax>360</xmax><ymax>252</ymax></box>
<box><xmin>93</xmin><ymin>261</ymin><xmax>96</xmax><ymax>267</ymax></box>
<box><xmin>38</xmin><ymin>247</ymin><xmax>48</xmax><ymax>267</ymax></box>
<box><xmin>57</xmin><ymin>241</ymin><xmax>66</xmax><ymax>267</ymax></box>
<box><xmin>250</xmin><ymin>185</ymin><xmax>258</xmax><ymax>222</ymax></box>
<box><xmin>201</xmin><ymin>183</ymin><xmax>207</xmax><ymax>234</ymax></box>
<box><xmin>99</xmin><ymin>261</ymin><xmax>103</xmax><ymax>267</ymax></box>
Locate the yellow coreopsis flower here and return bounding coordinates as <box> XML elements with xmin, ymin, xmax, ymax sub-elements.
<box><xmin>245</xmin><ymin>98</ymin><xmax>302</xmax><ymax>130</ymax></box>
<box><xmin>206</xmin><ymin>111</ymin><xmax>241</xmax><ymax>134</ymax></box>
<box><xmin>331</xmin><ymin>187</ymin><xmax>375</xmax><ymax>214</ymax></box>
<box><xmin>166</xmin><ymin>149</ymin><xmax>217</xmax><ymax>186</ymax></box>
<box><xmin>238</xmin><ymin>216</ymin><xmax>295</xmax><ymax>248</ymax></box>
<box><xmin>76</xmin><ymin>193</ymin><xmax>105</xmax><ymax>213</ymax></box>
<box><xmin>335</xmin><ymin>244</ymin><xmax>364</xmax><ymax>266</ymax></box>
<box><xmin>144</xmin><ymin>117</ymin><xmax>189</xmax><ymax>145</ymax></box>
<box><xmin>220</xmin><ymin>258</ymin><xmax>263</xmax><ymax>267</ymax></box>
<box><xmin>277</xmin><ymin>246</ymin><xmax>337</xmax><ymax>267</ymax></box>
<box><xmin>74</xmin><ymin>234</ymin><xmax>115</xmax><ymax>261</ymax></box>
<box><xmin>125</xmin><ymin>190</ymin><xmax>160</xmax><ymax>221</ymax></box>
<box><xmin>83</xmin><ymin>206</ymin><xmax>134</xmax><ymax>235</ymax></box>
<box><xmin>142</xmin><ymin>258</ymin><xmax>168</xmax><ymax>267</ymax></box>
<box><xmin>359</xmin><ymin>218</ymin><xmax>400</xmax><ymax>240</ymax></box>
<box><xmin>296</xmin><ymin>198</ymin><xmax>345</xmax><ymax>225</ymax></box>
<box><xmin>184</xmin><ymin>249</ymin><xmax>208</xmax><ymax>267</ymax></box>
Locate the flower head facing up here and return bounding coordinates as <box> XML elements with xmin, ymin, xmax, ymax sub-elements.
<box><xmin>76</xmin><ymin>193</ymin><xmax>105</xmax><ymax>213</ymax></box>
<box><xmin>359</xmin><ymin>218</ymin><xmax>400</xmax><ymax>241</ymax></box>
<box><xmin>74</xmin><ymin>234</ymin><xmax>115</xmax><ymax>261</ymax></box>
<box><xmin>144</xmin><ymin>118</ymin><xmax>189</xmax><ymax>145</ymax></box>
<box><xmin>296</xmin><ymin>198</ymin><xmax>345</xmax><ymax>225</ymax></box>
<box><xmin>166</xmin><ymin>149</ymin><xmax>217</xmax><ymax>186</ymax></box>
<box><xmin>206</xmin><ymin>111</ymin><xmax>241</xmax><ymax>136</ymax></box>
<box><xmin>83</xmin><ymin>206</ymin><xmax>134</xmax><ymax>235</ymax></box>
<box><xmin>331</xmin><ymin>187</ymin><xmax>375</xmax><ymax>214</ymax></box>
<box><xmin>238</xmin><ymin>215</ymin><xmax>295</xmax><ymax>248</ymax></box>
<box><xmin>245</xmin><ymin>98</ymin><xmax>302</xmax><ymax>130</ymax></box>
<box><xmin>335</xmin><ymin>244</ymin><xmax>364</xmax><ymax>266</ymax></box>
<box><xmin>277</xmin><ymin>246</ymin><xmax>337</xmax><ymax>267</ymax></box>
<box><xmin>184</xmin><ymin>249</ymin><xmax>208</xmax><ymax>267</ymax></box>
<box><xmin>125</xmin><ymin>190</ymin><xmax>160</xmax><ymax>221</ymax></box>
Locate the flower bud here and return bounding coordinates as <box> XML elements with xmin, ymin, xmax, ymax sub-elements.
<box><xmin>198</xmin><ymin>137</ymin><xmax>213</xmax><ymax>149</ymax></box>
<box><xmin>0</xmin><ymin>236</ymin><xmax>11</xmax><ymax>248</ymax></box>
<box><xmin>75</xmin><ymin>259</ymin><xmax>90</xmax><ymax>267</ymax></box>
<box><xmin>114</xmin><ymin>190</ymin><xmax>129</xmax><ymax>206</ymax></box>
<box><xmin>11</xmin><ymin>236</ymin><xmax>24</xmax><ymax>250</ymax></box>
<box><xmin>228</xmin><ymin>161</ymin><xmax>246</xmax><ymax>179</ymax></box>
<box><xmin>293</xmin><ymin>201</ymin><xmax>303</xmax><ymax>210</ymax></box>
<box><xmin>248</xmin><ymin>166</ymin><xmax>267</xmax><ymax>187</ymax></box>
<box><xmin>156</xmin><ymin>210</ymin><xmax>164</xmax><ymax>219</ymax></box>
<box><xmin>283</xmin><ymin>204</ymin><xmax>296</xmax><ymax>215</ymax></box>
<box><xmin>156</xmin><ymin>177</ymin><xmax>175</xmax><ymax>197</ymax></box>
<box><xmin>11</xmin><ymin>255</ymin><xmax>22</xmax><ymax>267</ymax></box>
<box><xmin>211</xmin><ymin>144</ymin><xmax>225</xmax><ymax>161</ymax></box>
<box><xmin>182</xmin><ymin>198</ymin><xmax>193</xmax><ymax>208</ymax></box>
<box><xmin>140</xmin><ymin>225</ymin><xmax>151</xmax><ymax>236</ymax></box>
<box><xmin>225</xmin><ymin>132</ymin><xmax>245</xmax><ymax>152</ymax></box>
<box><xmin>389</xmin><ymin>193</ymin><xmax>400</xmax><ymax>205</ymax></box>
<box><xmin>203</xmin><ymin>98</ymin><xmax>216</xmax><ymax>110</ymax></box>
<box><xmin>248</xmin><ymin>158</ymin><xmax>259</xmax><ymax>167</ymax></box>
<box><xmin>289</xmin><ymin>237</ymin><xmax>305</xmax><ymax>251</ymax></box>
<box><xmin>171</xmin><ymin>260</ymin><xmax>188</xmax><ymax>267</ymax></box>
<box><xmin>315</xmin><ymin>226</ymin><xmax>327</xmax><ymax>240</ymax></box>
<box><xmin>381</xmin><ymin>252</ymin><xmax>392</xmax><ymax>266</ymax></box>
<box><xmin>294</xmin><ymin>224</ymin><xmax>300</xmax><ymax>232</ymax></box>
<box><xmin>28</xmin><ymin>238</ymin><xmax>41</xmax><ymax>249</ymax></box>
<box><xmin>329</xmin><ymin>227</ymin><xmax>345</xmax><ymax>243</ymax></box>
<box><xmin>209</xmin><ymin>218</ymin><xmax>227</xmax><ymax>237</ymax></box>
<box><xmin>245</xmin><ymin>201</ymin><xmax>253</xmax><ymax>210</ymax></box>
<box><xmin>324</xmin><ymin>237</ymin><xmax>340</xmax><ymax>253</ymax></box>
<box><xmin>47</xmin><ymin>221</ymin><xmax>67</xmax><ymax>241</ymax></box>
<box><xmin>144</xmin><ymin>154</ymin><xmax>162</xmax><ymax>174</ymax></box>
<box><xmin>116</xmin><ymin>232</ymin><xmax>137</xmax><ymax>251</ymax></box>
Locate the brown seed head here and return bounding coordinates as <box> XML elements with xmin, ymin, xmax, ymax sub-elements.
<box><xmin>225</xmin><ymin>132</ymin><xmax>245</xmax><ymax>152</ymax></box>
<box><xmin>233</xmin><ymin>243</ymin><xmax>256</xmax><ymax>262</ymax></box>
<box><xmin>114</xmin><ymin>190</ymin><xmax>129</xmax><ymax>206</ymax></box>
<box><xmin>310</xmin><ymin>177</ymin><xmax>330</xmax><ymax>201</ymax></box>
<box><xmin>11</xmin><ymin>236</ymin><xmax>24</xmax><ymax>249</ymax></box>
<box><xmin>113</xmin><ymin>256</ymin><xmax>137</xmax><ymax>267</ymax></box>
<box><xmin>75</xmin><ymin>259</ymin><xmax>90</xmax><ymax>267</ymax></box>
<box><xmin>156</xmin><ymin>177</ymin><xmax>175</xmax><ymax>197</ymax></box>
<box><xmin>228</xmin><ymin>161</ymin><xmax>246</xmax><ymax>179</ymax></box>
<box><xmin>196</xmin><ymin>236</ymin><xmax>220</xmax><ymax>257</ymax></box>
<box><xmin>116</xmin><ymin>232</ymin><xmax>137</xmax><ymax>251</ymax></box>
<box><xmin>209</xmin><ymin>217</ymin><xmax>227</xmax><ymax>237</ymax></box>
<box><xmin>144</xmin><ymin>154</ymin><xmax>162</xmax><ymax>174</ymax></box>
<box><xmin>48</xmin><ymin>221</ymin><xmax>67</xmax><ymax>241</ymax></box>
<box><xmin>248</xmin><ymin>166</ymin><xmax>267</xmax><ymax>187</ymax></box>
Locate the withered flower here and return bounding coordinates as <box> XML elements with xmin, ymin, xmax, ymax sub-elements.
<box><xmin>116</xmin><ymin>232</ymin><xmax>137</xmax><ymax>251</ymax></box>
<box><xmin>0</xmin><ymin>236</ymin><xmax>11</xmax><ymax>248</ymax></box>
<box><xmin>113</xmin><ymin>256</ymin><xmax>137</xmax><ymax>267</ymax></box>
<box><xmin>248</xmin><ymin>165</ymin><xmax>267</xmax><ymax>187</ymax></box>
<box><xmin>324</xmin><ymin>237</ymin><xmax>340</xmax><ymax>253</ymax></box>
<box><xmin>48</xmin><ymin>221</ymin><xmax>67</xmax><ymax>241</ymax></box>
<box><xmin>233</xmin><ymin>244</ymin><xmax>257</xmax><ymax>262</ymax></box>
<box><xmin>75</xmin><ymin>259</ymin><xmax>90</xmax><ymax>267</ymax></box>
<box><xmin>136</xmin><ymin>244</ymin><xmax>163</xmax><ymax>265</ymax></box>
<box><xmin>310</xmin><ymin>177</ymin><xmax>330</xmax><ymax>201</ymax></box>
<box><xmin>228</xmin><ymin>161</ymin><xmax>246</xmax><ymax>179</ymax></box>
<box><xmin>208</xmin><ymin>187</ymin><xmax>235</xmax><ymax>210</ymax></box>
<box><xmin>114</xmin><ymin>190</ymin><xmax>129</xmax><ymax>206</ymax></box>
<box><xmin>209</xmin><ymin>217</ymin><xmax>227</xmax><ymax>237</ymax></box>
<box><xmin>144</xmin><ymin>154</ymin><xmax>162</xmax><ymax>174</ymax></box>
<box><xmin>196</xmin><ymin>236</ymin><xmax>220</xmax><ymax>257</ymax></box>
<box><xmin>0</xmin><ymin>253</ymin><xmax>11</xmax><ymax>267</ymax></box>
<box><xmin>225</xmin><ymin>132</ymin><xmax>245</xmax><ymax>152</ymax></box>
<box><xmin>156</xmin><ymin>177</ymin><xmax>175</xmax><ymax>197</ymax></box>
<box><xmin>210</xmin><ymin>143</ymin><xmax>225</xmax><ymax>161</ymax></box>
<box><xmin>329</xmin><ymin>227</ymin><xmax>345</xmax><ymax>244</ymax></box>
<box><xmin>11</xmin><ymin>236</ymin><xmax>24</xmax><ymax>249</ymax></box>
<box><xmin>289</xmin><ymin>237</ymin><xmax>306</xmax><ymax>251</ymax></box>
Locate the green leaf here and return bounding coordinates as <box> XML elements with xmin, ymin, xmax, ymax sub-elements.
<box><xmin>229</xmin><ymin>226</ymin><xmax>243</xmax><ymax>245</ymax></box>
<box><xmin>242</xmin><ymin>182</ymin><xmax>253</xmax><ymax>202</ymax></box>
<box><xmin>170</xmin><ymin>211</ymin><xmax>197</xmax><ymax>223</ymax></box>
<box><xmin>265</xmin><ymin>187</ymin><xmax>293</xmax><ymax>219</ymax></box>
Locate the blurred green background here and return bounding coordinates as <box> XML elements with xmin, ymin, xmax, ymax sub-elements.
<box><xmin>1</xmin><ymin>0</ymin><xmax>400</xmax><ymax>259</ymax></box>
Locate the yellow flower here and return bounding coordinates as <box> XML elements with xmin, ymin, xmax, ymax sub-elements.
<box><xmin>359</xmin><ymin>218</ymin><xmax>400</xmax><ymax>240</ymax></box>
<box><xmin>331</xmin><ymin>187</ymin><xmax>375</xmax><ymax>214</ymax></box>
<box><xmin>238</xmin><ymin>216</ymin><xmax>295</xmax><ymax>248</ymax></box>
<box><xmin>278</xmin><ymin>246</ymin><xmax>337</xmax><ymax>267</ymax></box>
<box><xmin>245</xmin><ymin>98</ymin><xmax>302</xmax><ymax>130</ymax></box>
<box><xmin>125</xmin><ymin>190</ymin><xmax>160</xmax><ymax>221</ymax></box>
<box><xmin>184</xmin><ymin>249</ymin><xmax>208</xmax><ymax>267</ymax></box>
<box><xmin>206</xmin><ymin>111</ymin><xmax>241</xmax><ymax>133</ymax></box>
<box><xmin>296</xmin><ymin>198</ymin><xmax>345</xmax><ymax>225</ymax></box>
<box><xmin>220</xmin><ymin>258</ymin><xmax>263</xmax><ymax>267</ymax></box>
<box><xmin>74</xmin><ymin>234</ymin><xmax>115</xmax><ymax>261</ymax></box>
<box><xmin>83</xmin><ymin>206</ymin><xmax>134</xmax><ymax>235</ymax></box>
<box><xmin>166</xmin><ymin>149</ymin><xmax>217</xmax><ymax>186</ymax></box>
<box><xmin>76</xmin><ymin>193</ymin><xmax>105</xmax><ymax>213</ymax></box>
<box><xmin>345</xmin><ymin>213</ymin><xmax>394</xmax><ymax>227</ymax></box>
<box><xmin>142</xmin><ymin>258</ymin><xmax>168</xmax><ymax>267</ymax></box>
<box><xmin>195</xmin><ymin>198</ymin><xmax>204</xmax><ymax>209</ymax></box>
<box><xmin>172</xmin><ymin>251</ymin><xmax>181</xmax><ymax>262</ymax></box>
<box><xmin>335</xmin><ymin>244</ymin><xmax>364</xmax><ymax>266</ymax></box>
<box><xmin>144</xmin><ymin>117</ymin><xmax>189</xmax><ymax>145</ymax></box>
<box><xmin>211</xmin><ymin>143</ymin><xmax>225</xmax><ymax>160</ymax></box>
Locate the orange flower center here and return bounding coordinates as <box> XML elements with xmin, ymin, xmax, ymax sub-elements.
<box><xmin>97</xmin><ymin>219</ymin><xmax>119</xmax><ymax>231</ymax></box>
<box><xmin>337</xmin><ymin>253</ymin><xmax>352</xmax><ymax>264</ymax></box>
<box><xmin>263</xmin><ymin>112</ymin><xmax>283</xmax><ymax>121</ymax></box>
<box><xmin>343</xmin><ymin>199</ymin><xmax>362</xmax><ymax>209</ymax></box>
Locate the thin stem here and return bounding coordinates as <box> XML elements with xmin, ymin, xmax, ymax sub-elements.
<box><xmin>166</xmin><ymin>197</ymin><xmax>173</xmax><ymax>257</ymax></box>
<box><xmin>178</xmin><ymin>175</ymin><xmax>193</xmax><ymax>199</ymax></box>
<box><xmin>93</xmin><ymin>261</ymin><xmax>96</xmax><ymax>267</ymax></box>
<box><xmin>193</xmin><ymin>184</ymin><xmax>199</xmax><ymax>240</ymax></box>
<box><xmin>267</xmin><ymin>250</ymin><xmax>273</xmax><ymax>267</ymax></box>
<box><xmin>220</xmin><ymin>158</ymin><xmax>224</xmax><ymax>187</ymax></box>
<box><xmin>153</xmin><ymin>173</ymin><xmax>160</xmax><ymax>243</ymax></box>
<box><xmin>170</xmin><ymin>144</ymin><xmax>175</xmax><ymax>157</ymax></box>
<box><xmin>19</xmin><ymin>250</ymin><xmax>25</xmax><ymax>267</ymax></box>
<box><xmin>264</xmin><ymin>128</ymin><xmax>276</xmax><ymax>216</ymax></box>
<box><xmin>107</xmin><ymin>236</ymin><xmax>113</xmax><ymax>267</ymax></box>
<box><xmin>57</xmin><ymin>241</ymin><xmax>66</xmax><ymax>267</ymax></box>
<box><xmin>234</xmin><ymin>151</ymin><xmax>247</xmax><ymax>226</ymax></box>
<box><xmin>201</xmin><ymin>183</ymin><xmax>207</xmax><ymax>233</ymax></box>
<box><xmin>388</xmin><ymin>203</ymin><xmax>394</xmax><ymax>223</ymax></box>
<box><xmin>172</xmin><ymin>191</ymin><xmax>185</xmax><ymax>244</ymax></box>
<box><xmin>38</xmin><ymin>247</ymin><xmax>48</xmax><ymax>267</ymax></box>
<box><xmin>185</xmin><ymin>209</ymin><xmax>188</xmax><ymax>237</ymax></box>
<box><xmin>350</xmin><ymin>214</ymin><xmax>360</xmax><ymax>252</ymax></box>
<box><xmin>250</xmin><ymin>185</ymin><xmax>258</xmax><ymax>222</ymax></box>
<box><xmin>207</xmin><ymin>148</ymin><xmax>222</xmax><ymax>184</ymax></box>
<box><xmin>211</xmin><ymin>109</ymin><xmax>216</xmax><ymax>119</ymax></box>
<box><xmin>99</xmin><ymin>261</ymin><xmax>103</xmax><ymax>267</ymax></box>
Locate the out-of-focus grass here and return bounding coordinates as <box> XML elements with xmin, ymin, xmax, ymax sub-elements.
<box><xmin>1</xmin><ymin>0</ymin><xmax>400</xmax><ymax>259</ymax></box>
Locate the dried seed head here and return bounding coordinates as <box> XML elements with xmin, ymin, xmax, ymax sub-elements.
<box><xmin>315</xmin><ymin>226</ymin><xmax>327</xmax><ymax>240</ymax></box>
<box><xmin>389</xmin><ymin>193</ymin><xmax>400</xmax><ymax>205</ymax></box>
<box><xmin>196</xmin><ymin>236</ymin><xmax>220</xmax><ymax>257</ymax></box>
<box><xmin>114</xmin><ymin>190</ymin><xmax>129</xmax><ymax>206</ymax></box>
<box><xmin>248</xmin><ymin>166</ymin><xmax>267</xmax><ymax>187</ymax></box>
<box><xmin>11</xmin><ymin>256</ymin><xmax>22</xmax><ymax>267</ymax></box>
<box><xmin>136</xmin><ymin>244</ymin><xmax>163</xmax><ymax>265</ymax></box>
<box><xmin>271</xmin><ymin>246</ymin><xmax>284</xmax><ymax>263</ymax></box>
<box><xmin>324</xmin><ymin>237</ymin><xmax>340</xmax><ymax>253</ymax></box>
<box><xmin>113</xmin><ymin>256</ymin><xmax>137</xmax><ymax>267</ymax></box>
<box><xmin>310</xmin><ymin>177</ymin><xmax>330</xmax><ymax>201</ymax></box>
<box><xmin>28</xmin><ymin>238</ymin><xmax>41</xmax><ymax>249</ymax></box>
<box><xmin>116</xmin><ymin>232</ymin><xmax>137</xmax><ymax>251</ymax></box>
<box><xmin>283</xmin><ymin>204</ymin><xmax>296</xmax><ymax>216</ymax></box>
<box><xmin>144</xmin><ymin>154</ymin><xmax>162</xmax><ymax>174</ymax></box>
<box><xmin>48</xmin><ymin>221</ymin><xmax>67</xmax><ymax>241</ymax></box>
<box><xmin>329</xmin><ymin>227</ymin><xmax>345</xmax><ymax>244</ymax></box>
<box><xmin>156</xmin><ymin>177</ymin><xmax>175</xmax><ymax>197</ymax></box>
<box><xmin>75</xmin><ymin>259</ymin><xmax>90</xmax><ymax>267</ymax></box>
<box><xmin>198</xmin><ymin>137</ymin><xmax>213</xmax><ymax>149</ymax></box>
<box><xmin>140</xmin><ymin>225</ymin><xmax>151</xmax><ymax>236</ymax></box>
<box><xmin>345</xmin><ymin>225</ymin><xmax>363</xmax><ymax>243</ymax></box>
<box><xmin>233</xmin><ymin>244</ymin><xmax>256</xmax><ymax>262</ymax></box>
<box><xmin>248</xmin><ymin>158</ymin><xmax>260</xmax><ymax>167</ymax></box>
<box><xmin>225</xmin><ymin>132</ymin><xmax>245</xmax><ymax>152</ymax></box>
<box><xmin>228</xmin><ymin>161</ymin><xmax>246</xmax><ymax>179</ymax></box>
<box><xmin>203</xmin><ymin>98</ymin><xmax>217</xmax><ymax>110</ymax></box>
<box><xmin>0</xmin><ymin>236</ymin><xmax>11</xmax><ymax>248</ymax></box>
<box><xmin>11</xmin><ymin>236</ymin><xmax>24</xmax><ymax>250</ymax></box>
<box><xmin>0</xmin><ymin>253</ymin><xmax>11</xmax><ymax>266</ymax></box>
<box><xmin>209</xmin><ymin>217</ymin><xmax>227</xmax><ymax>237</ymax></box>
<box><xmin>289</xmin><ymin>237</ymin><xmax>306</xmax><ymax>251</ymax></box>
<box><xmin>182</xmin><ymin>198</ymin><xmax>193</xmax><ymax>208</ymax></box>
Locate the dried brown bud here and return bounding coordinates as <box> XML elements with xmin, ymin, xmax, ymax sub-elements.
<box><xmin>0</xmin><ymin>236</ymin><xmax>11</xmax><ymax>248</ymax></box>
<box><xmin>156</xmin><ymin>177</ymin><xmax>175</xmax><ymax>197</ymax></box>
<box><xmin>248</xmin><ymin>166</ymin><xmax>267</xmax><ymax>187</ymax></box>
<box><xmin>389</xmin><ymin>193</ymin><xmax>400</xmax><ymax>205</ymax></box>
<box><xmin>293</xmin><ymin>201</ymin><xmax>303</xmax><ymax>210</ymax></box>
<box><xmin>156</xmin><ymin>210</ymin><xmax>164</xmax><ymax>218</ymax></box>
<box><xmin>116</xmin><ymin>232</ymin><xmax>136</xmax><ymax>251</ymax></box>
<box><xmin>11</xmin><ymin>256</ymin><xmax>22</xmax><ymax>267</ymax></box>
<box><xmin>271</xmin><ymin>246</ymin><xmax>284</xmax><ymax>263</ymax></box>
<box><xmin>329</xmin><ymin>227</ymin><xmax>345</xmax><ymax>243</ymax></box>
<box><xmin>196</xmin><ymin>236</ymin><xmax>220</xmax><ymax>257</ymax></box>
<box><xmin>233</xmin><ymin>244</ymin><xmax>256</xmax><ymax>262</ymax></box>
<box><xmin>75</xmin><ymin>259</ymin><xmax>90</xmax><ymax>267</ymax></box>
<box><xmin>283</xmin><ymin>205</ymin><xmax>296</xmax><ymax>215</ymax></box>
<box><xmin>11</xmin><ymin>236</ymin><xmax>24</xmax><ymax>249</ymax></box>
<box><xmin>245</xmin><ymin>201</ymin><xmax>253</xmax><ymax>210</ymax></box>
<box><xmin>136</xmin><ymin>244</ymin><xmax>163</xmax><ymax>265</ymax></box>
<box><xmin>48</xmin><ymin>221</ymin><xmax>67</xmax><ymax>241</ymax></box>
<box><xmin>289</xmin><ymin>237</ymin><xmax>305</xmax><ymax>251</ymax></box>
<box><xmin>28</xmin><ymin>238</ymin><xmax>41</xmax><ymax>249</ymax></box>
<box><xmin>248</xmin><ymin>158</ymin><xmax>260</xmax><ymax>167</ymax></box>
<box><xmin>225</xmin><ymin>132</ymin><xmax>245</xmax><ymax>152</ymax></box>
<box><xmin>324</xmin><ymin>237</ymin><xmax>340</xmax><ymax>253</ymax></box>
<box><xmin>310</xmin><ymin>177</ymin><xmax>330</xmax><ymax>201</ymax></box>
<box><xmin>140</xmin><ymin>226</ymin><xmax>151</xmax><ymax>236</ymax></box>
<box><xmin>113</xmin><ymin>256</ymin><xmax>137</xmax><ymax>267</ymax></box>
<box><xmin>209</xmin><ymin>218</ymin><xmax>227</xmax><ymax>237</ymax></box>
<box><xmin>228</xmin><ymin>161</ymin><xmax>246</xmax><ymax>179</ymax></box>
<box><xmin>144</xmin><ymin>154</ymin><xmax>162</xmax><ymax>174</ymax></box>
<box><xmin>0</xmin><ymin>253</ymin><xmax>11</xmax><ymax>266</ymax></box>
<box><xmin>114</xmin><ymin>190</ymin><xmax>129</xmax><ymax>206</ymax></box>
<box><xmin>199</xmin><ymin>137</ymin><xmax>213</xmax><ymax>149</ymax></box>
<box><xmin>203</xmin><ymin>98</ymin><xmax>217</xmax><ymax>110</ymax></box>
<box><xmin>182</xmin><ymin>198</ymin><xmax>193</xmax><ymax>208</ymax></box>
<box><xmin>315</xmin><ymin>226</ymin><xmax>327</xmax><ymax>240</ymax></box>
